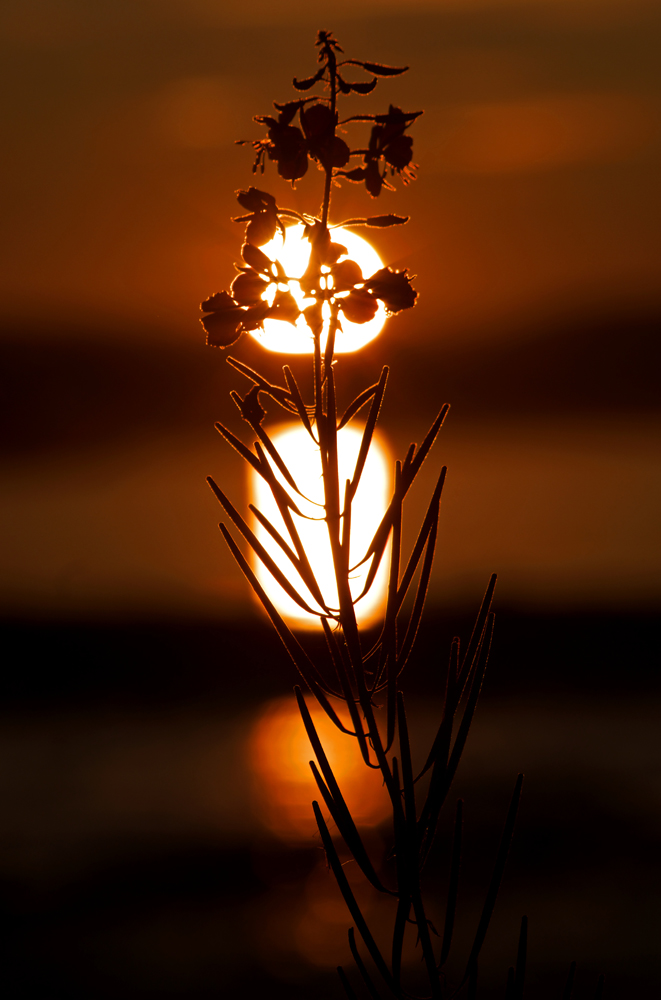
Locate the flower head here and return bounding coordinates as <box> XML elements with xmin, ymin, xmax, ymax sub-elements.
<box><xmin>234</xmin><ymin>187</ymin><xmax>279</xmax><ymax>246</ymax></box>
<box><xmin>364</xmin><ymin>267</ymin><xmax>417</xmax><ymax>314</ymax></box>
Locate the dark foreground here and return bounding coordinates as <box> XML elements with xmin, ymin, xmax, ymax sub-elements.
<box><xmin>1</xmin><ymin>610</ymin><xmax>659</xmax><ymax>998</ymax></box>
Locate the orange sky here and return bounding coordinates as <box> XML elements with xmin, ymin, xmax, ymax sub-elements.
<box><xmin>1</xmin><ymin>0</ymin><xmax>660</xmax><ymax>618</ymax></box>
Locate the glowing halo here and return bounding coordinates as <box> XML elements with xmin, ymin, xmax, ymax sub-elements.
<box><xmin>248</xmin><ymin>223</ymin><xmax>387</xmax><ymax>354</ymax></box>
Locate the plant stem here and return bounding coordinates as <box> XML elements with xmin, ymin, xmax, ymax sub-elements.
<box><xmin>321</xmin><ymin>39</ymin><xmax>337</xmax><ymax>227</ymax></box>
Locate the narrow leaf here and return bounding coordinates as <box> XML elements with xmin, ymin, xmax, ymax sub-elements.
<box><xmin>348</xmin><ymin>367</ymin><xmax>388</xmax><ymax>501</ymax></box>
<box><xmin>309</xmin><ymin>761</ymin><xmax>391</xmax><ymax>895</ymax></box>
<box><xmin>337</xmin><ymin>966</ymin><xmax>359</xmax><ymax>1000</ymax></box>
<box><xmin>391</xmin><ymin>898</ymin><xmax>409</xmax><ymax>991</ymax></box>
<box><xmin>214</xmin><ymin>421</ymin><xmax>261</xmax><ymax>474</ymax></box>
<box><xmin>402</xmin><ymin>405</ymin><xmax>449</xmax><ymax>491</ymax></box>
<box><xmin>396</xmin><ymin>490</ymin><xmax>441</xmax><ymax>674</ymax></box>
<box><xmin>252</xmin><ymin>423</ymin><xmax>301</xmax><ymax>493</ymax></box>
<box><xmin>342</xmin><ymin>59</ymin><xmax>409</xmax><ymax>77</ymax></box>
<box><xmin>397</xmin><ymin>693</ymin><xmax>417</xmax><ymax>837</ymax></box>
<box><xmin>252</xmin><ymin>464</ymin><xmax>333</xmax><ymax>616</ymax></box>
<box><xmin>217</xmin><ymin>523</ymin><xmax>346</xmax><ymax>713</ymax></box>
<box><xmin>458</xmin><ymin>573</ymin><xmax>497</xmax><ymax>687</ymax></box>
<box><xmin>514</xmin><ymin>915</ymin><xmax>527</xmax><ymax>999</ymax></box>
<box><xmin>348</xmin><ymin>927</ymin><xmax>383</xmax><ymax>1000</ymax></box>
<box><xmin>364</xmin><ymin>215</ymin><xmax>409</xmax><ymax>227</ymax></box>
<box><xmin>248</xmin><ymin>503</ymin><xmax>300</xmax><ymax>572</ymax></box>
<box><xmin>439</xmin><ymin>799</ymin><xmax>462</xmax><ymax>967</ymax></box>
<box><xmin>467</xmin><ymin>963</ymin><xmax>478</xmax><ymax>1000</ymax></box>
<box><xmin>207</xmin><ymin>478</ymin><xmax>323</xmax><ymax>618</ymax></box>
<box><xmin>373</xmin><ymin>110</ymin><xmax>423</xmax><ymax>125</ymax></box>
<box><xmin>252</xmin><ymin>439</ymin><xmax>324</xmax><ymax>517</ymax></box>
<box><xmin>293</xmin><ymin>68</ymin><xmax>324</xmax><ymax>91</ymax></box>
<box><xmin>225</xmin><ymin>355</ymin><xmax>296</xmax><ymax>411</ymax></box>
<box><xmin>380</xmin><ymin>464</ymin><xmax>403</xmax><ymax>750</ymax></box>
<box><xmin>395</xmin><ymin>467</ymin><xmax>446</xmax><ymax>613</ymax></box>
<box><xmin>345</xmin><ymin>78</ymin><xmax>378</xmax><ymax>94</ymax></box>
<box><xmin>337</xmin><ymin>382</ymin><xmax>379</xmax><ymax>431</ymax></box>
<box><xmin>442</xmin><ymin>615</ymin><xmax>495</xmax><ymax>797</ymax></box>
<box><xmin>320</xmin><ymin>619</ymin><xmax>377</xmax><ymax>769</ymax></box>
<box><xmin>418</xmin><ymin>617</ymin><xmax>494</xmax><ymax>855</ymax></box>
<box><xmin>297</xmin><ymin>689</ymin><xmax>391</xmax><ymax>894</ymax></box>
<box><xmin>283</xmin><ymin>365</ymin><xmax>315</xmax><ymax>437</ymax></box>
<box><xmin>562</xmin><ymin>961</ymin><xmax>577</xmax><ymax>1000</ymax></box>
<box><xmin>463</xmin><ymin>774</ymin><xmax>524</xmax><ymax>983</ymax></box>
<box><xmin>313</xmin><ymin>802</ymin><xmax>398</xmax><ymax>995</ymax></box>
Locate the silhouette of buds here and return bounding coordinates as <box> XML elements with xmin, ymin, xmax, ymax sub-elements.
<box><xmin>339</xmin><ymin>289</ymin><xmax>379</xmax><ymax>324</ymax></box>
<box><xmin>364</xmin><ymin>267</ymin><xmax>417</xmax><ymax>313</ymax></box>
<box><xmin>303</xmin><ymin>301</ymin><xmax>323</xmax><ymax>336</ymax></box>
<box><xmin>230</xmin><ymin>270</ymin><xmax>270</xmax><ymax>306</ymax></box>
<box><xmin>300</xmin><ymin>104</ymin><xmax>350</xmax><ymax>170</ymax></box>
<box><xmin>269</xmin><ymin>288</ymin><xmax>300</xmax><ymax>325</ymax></box>
<box><xmin>369</xmin><ymin>106</ymin><xmax>417</xmax><ymax>170</ymax></box>
<box><xmin>200</xmin><ymin>292</ymin><xmax>245</xmax><ymax>348</ymax></box>
<box><xmin>236</xmin><ymin>187</ymin><xmax>274</xmax><ymax>213</ymax></box>
<box><xmin>237</xmin><ymin>30</ymin><xmax>419</xmax><ymax>201</ymax></box>
<box><xmin>303</xmin><ymin>221</ymin><xmax>347</xmax><ymax>267</ymax></box>
<box><xmin>240</xmin><ymin>301</ymin><xmax>271</xmax><ymax>331</ymax></box>
<box><xmin>336</xmin><ymin>105</ymin><xmax>421</xmax><ymax>196</ymax></box>
<box><xmin>241</xmin><ymin>242</ymin><xmax>273</xmax><ymax>273</ymax></box>
<box><xmin>315</xmin><ymin>29</ymin><xmax>343</xmax><ymax>54</ymax></box>
<box><xmin>234</xmin><ymin>187</ymin><xmax>279</xmax><ymax>246</ymax></box>
<box><xmin>205</xmin><ymin>31</ymin><xmax>422</xmax><ymax>351</ymax></box>
<box><xmin>331</xmin><ymin>259</ymin><xmax>363</xmax><ymax>292</ymax></box>
<box><xmin>251</xmin><ymin>109</ymin><xmax>308</xmax><ymax>181</ymax></box>
<box><xmin>234</xmin><ymin>385</ymin><xmax>266</xmax><ymax>426</ymax></box>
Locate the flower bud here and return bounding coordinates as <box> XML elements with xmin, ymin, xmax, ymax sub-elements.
<box><xmin>268</xmin><ymin>289</ymin><xmax>300</xmax><ymax>325</ymax></box>
<box><xmin>339</xmin><ymin>289</ymin><xmax>378</xmax><ymax>325</ymax></box>
<box><xmin>242</xmin><ymin>242</ymin><xmax>272</xmax><ymax>272</ymax></box>
<box><xmin>231</xmin><ymin>271</ymin><xmax>269</xmax><ymax>306</ymax></box>
<box><xmin>236</xmin><ymin>187</ymin><xmax>275</xmax><ymax>212</ymax></box>
<box><xmin>303</xmin><ymin>302</ymin><xmax>324</xmax><ymax>337</ymax></box>
<box><xmin>364</xmin><ymin>267</ymin><xmax>417</xmax><ymax>313</ymax></box>
<box><xmin>384</xmin><ymin>134</ymin><xmax>413</xmax><ymax>170</ymax></box>
<box><xmin>200</xmin><ymin>292</ymin><xmax>245</xmax><ymax>348</ymax></box>
<box><xmin>332</xmin><ymin>259</ymin><xmax>363</xmax><ymax>292</ymax></box>
<box><xmin>246</xmin><ymin>212</ymin><xmax>277</xmax><ymax>247</ymax></box>
<box><xmin>300</xmin><ymin>103</ymin><xmax>335</xmax><ymax>139</ymax></box>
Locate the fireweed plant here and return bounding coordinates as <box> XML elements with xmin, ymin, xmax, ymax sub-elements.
<box><xmin>201</xmin><ymin>31</ymin><xmax>603</xmax><ymax>1000</ymax></box>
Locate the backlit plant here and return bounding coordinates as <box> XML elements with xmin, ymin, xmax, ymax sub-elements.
<box><xmin>200</xmin><ymin>30</ymin><xmax>603</xmax><ymax>1000</ymax></box>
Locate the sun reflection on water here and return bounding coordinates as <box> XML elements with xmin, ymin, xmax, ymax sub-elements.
<box><xmin>250</xmin><ymin>424</ymin><xmax>391</xmax><ymax>629</ymax></box>
<box><xmin>248</xmin><ymin>696</ymin><xmax>391</xmax><ymax>842</ymax></box>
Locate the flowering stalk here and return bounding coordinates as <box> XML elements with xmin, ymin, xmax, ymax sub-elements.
<box><xmin>198</xmin><ymin>29</ymin><xmax>554</xmax><ymax>1000</ymax></box>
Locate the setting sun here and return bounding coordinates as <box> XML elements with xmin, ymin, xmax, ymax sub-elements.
<box><xmin>248</xmin><ymin>224</ymin><xmax>387</xmax><ymax>354</ymax></box>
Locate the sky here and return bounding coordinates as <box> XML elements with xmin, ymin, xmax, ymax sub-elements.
<box><xmin>1</xmin><ymin>0</ymin><xmax>660</xmax><ymax>619</ymax></box>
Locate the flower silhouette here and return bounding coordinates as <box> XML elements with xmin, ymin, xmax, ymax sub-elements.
<box><xmin>364</xmin><ymin>266</ymin><xmax>417</xmax><ymax>313</ymax></box>
<box><xmin>233</xmin><ymin>187</ymin><xmax>280</xmax><ymax>246</ymax></box>
<box><xmin>202</xmin><ymin>37</ymin><xmax>420</xmax><ymax>347</ymax></box>
<box><xmin>338</xmin><ymin>105</ymin><xmax>421</xmax><ymax>197</ymax></box>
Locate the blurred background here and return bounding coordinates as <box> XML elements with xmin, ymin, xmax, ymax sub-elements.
<box><xmin>1</xmin><ymin>0</ymin><xmax>660</xmax><ymax>996</ymax></box>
